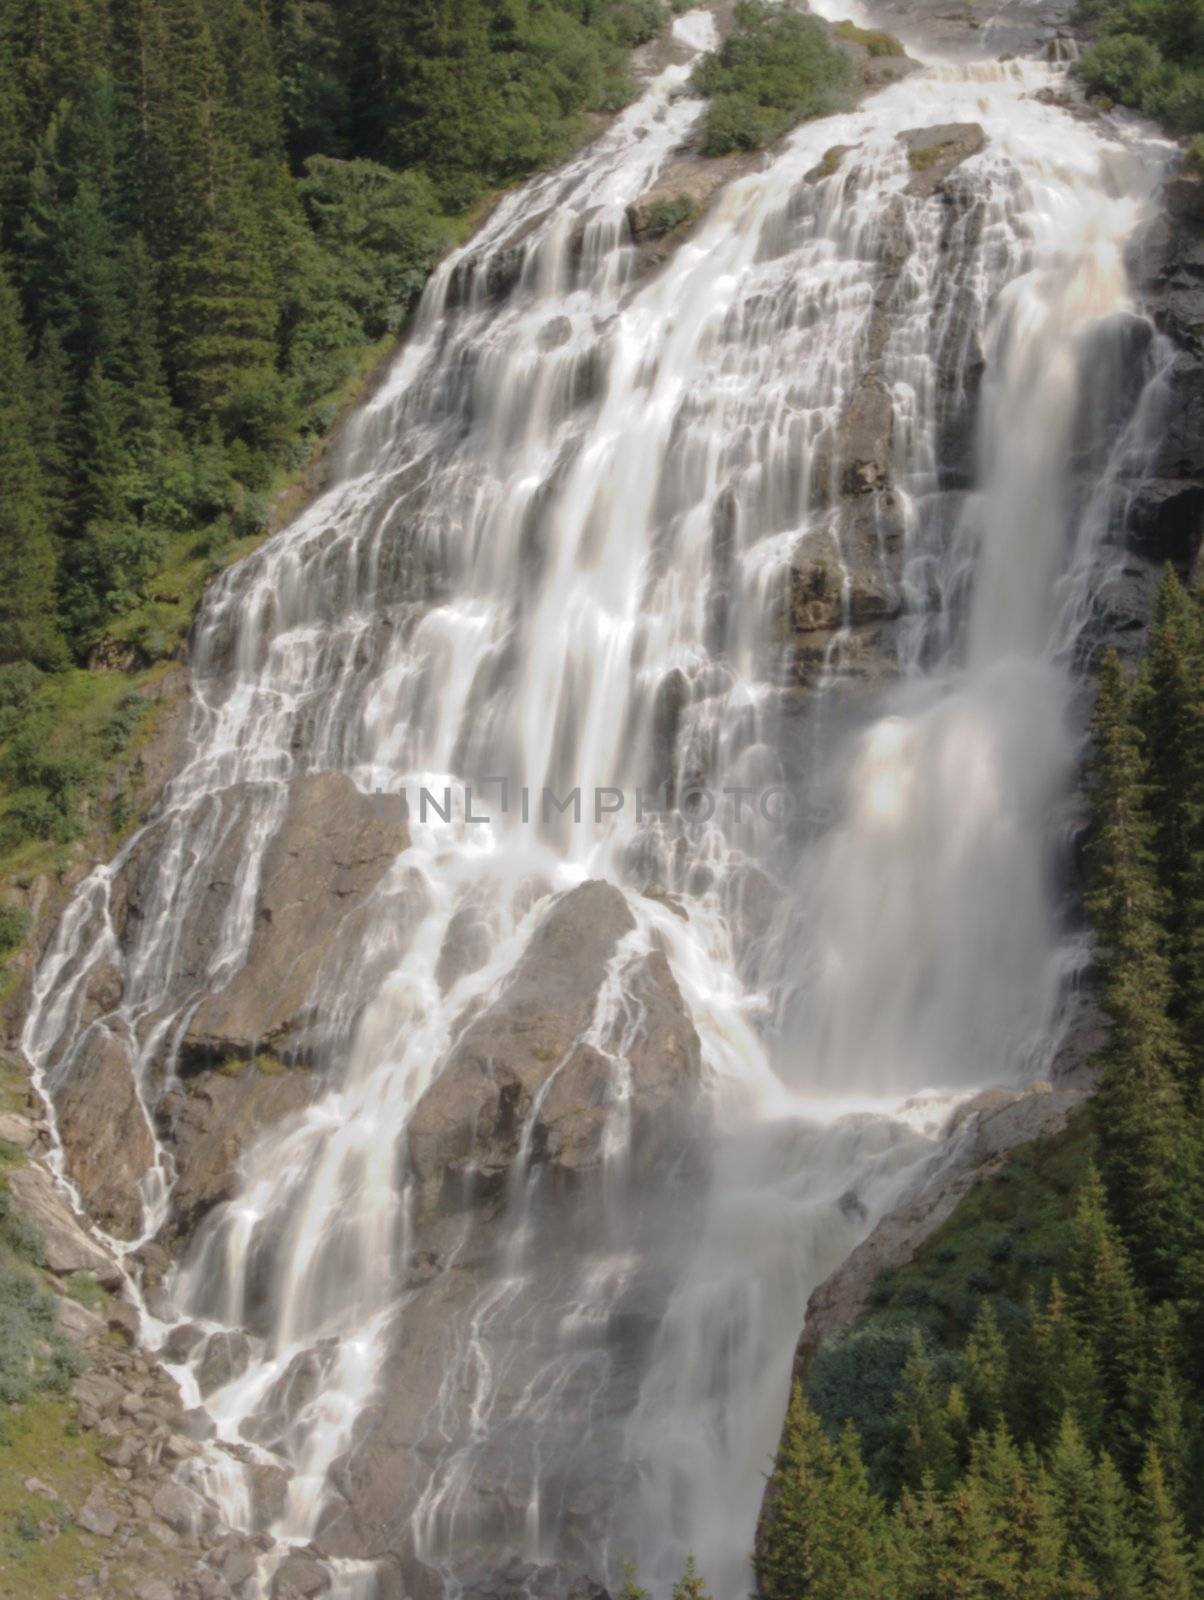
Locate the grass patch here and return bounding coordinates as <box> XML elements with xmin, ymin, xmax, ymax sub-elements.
<box><xmin>639</xmin><ymin>193</ymin><xmax>700</xmax><ymax>238</ymax></box>
<box><xmin>833</xmin><ymin>19</ymin><xmax>906</xmax><ymax>56</ymax></box>
<box><xmin>0</xmin><ymin>1397</ymin><xmax>105</xmax><ymax>1600</ymax></box>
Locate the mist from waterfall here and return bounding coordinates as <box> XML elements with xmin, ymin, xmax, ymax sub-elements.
<box><xmin>22</xmin><ymin>9</ymin><xmax>1172</xmax><ymax>1598</ymax></box>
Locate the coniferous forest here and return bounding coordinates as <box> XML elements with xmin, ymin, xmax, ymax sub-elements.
<box><xmin>756</xmin><ymin>572</ymin><xmax>1204</xmax><ymax>1599</ymax></box>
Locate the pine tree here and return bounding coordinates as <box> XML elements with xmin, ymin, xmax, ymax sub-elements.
<box><xmin>1133</xmin><ymin>567</ymin><xmax>1204</xmax><ymax>1040</ymax></box>
<box><xmin>671</xmin><ymin>1555</ymin><xmax>712</xmax><ymax>1600</ymax></box>
<box><xmin>757</xmin><ymin>1383</ymin><xmax>886</xmax><ymax>1600</ymax></box>
<box><xmin>1135</xmin><ymin>1447</ymin><xmax>1195</xmax><ymax>1600</ymax></box>
<box><xmin>619</xmin><ymin>1564</ymin><xmax>648</xmax><ymax>1600</ymax></box>
<box><xmin>1087</xmin><ymin>1452</ymin><xmax>1145</xmax><ymax>1600</ymax></box>
<box><xmin>962</xmin><ymin>1301</ymin><xmax>1008</xmax><ymax>1434</ymax></box>
<box><xmin>1066</xmin><ymin>1169</ymin><xmax>1142</xmax><ymax>1432</ymax></box>
<box><xmin>893</xmin><ymin>1334</ymin><xmax>957</xmax><ymax>1492</ymax></box>
<box><xmin>1085</xmin><ymin>653</ymin><xmax>1194</xmax><ymax>1295</ymax></box>
<box><xmin>0</xmin><ymin>254</ymin><xmax>65</xmax><ymax>666</ymax></box>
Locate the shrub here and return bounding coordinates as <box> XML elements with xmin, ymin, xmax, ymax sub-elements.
<box><xmin>833</xmin><ymin>20</ymin><xmax>905</xmax><ymax>56</ymax></box>
<box><xmin>692</xmin><ymin>1</ymin><xmax>853</xmax><ymax>155</ymax></box>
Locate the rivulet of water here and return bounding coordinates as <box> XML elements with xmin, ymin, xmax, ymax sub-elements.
<box><xmin>23</xmin><ymin>7</ymin><xmax>1172</xmax><ymax>1596</ymax></box>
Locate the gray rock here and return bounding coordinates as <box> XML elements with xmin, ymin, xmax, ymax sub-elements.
<box><xmin>0</xmin><ymin>1111</ymin><xmax>36</xmax><ymax>1148</ymax></box>
<box><xmin>408</xmin><ymin>881</ymin><xmax>700</xmax><ymax>1205</ymax></box>
<box><xmin>161</xmin><ymin>1322</ymin><xmax>206</xmax><ymax>1364</ymax></box>
<box><xmin>150</xmin><ymin>1481</ymin><xmax>206</xmax><ymax>1536</ymax></box>
<box><xmin>46</xmin><ymin>1021</ymin><xmax>156</xmax><ymax>1238</ymax></box>
<box><xmin>898</xmin><ymin>122</ymin><xmax>987</xmax><ymax>198</ymax></box>
<box><xmin>195</xmin><ymin>1330</ymin><xmax>251</xmax><ymax>1397</ymax></box>
<box><xmin>247</xmin><ymin>1460</ymin><xmax>290</xmax><ymax>1532</ymax></box>
<box><xmin>271</xmin><ymin>1553</ymin><xmax>332</xmax><ymax>1598</ymax></box>
<box><xmin>159</xmin><ymin>1063</ymin><xmax>317</xmax><ymax>1236</ymax></box>
<box><xmin>55</xmin><ymin>1292</ymin><xmax>105</xmax><ymax>1345</ymax></box>
<box><xmin>77</xmin><ymin>1486</ymin><xmax>120</xmax><ymax>1538</ymax></box>
<box><xmin>6</xmin><ymin>1164</ymin><xmax>122</xmax><ymax>1284</ymax></box>
<box><xmin>135</xmin><ymin>1582</ymin><xmax>176</xmax><ymax>1600</ymax></box>
<box><xmin>183</xmin><ymin>772</ymin><xmax>410</xmax><ymax>1067</ymax></box>
<box><xmin>71</xmin><ymin>1371</ymin><xmax>125</xmax><ymax>1417</ymax></box>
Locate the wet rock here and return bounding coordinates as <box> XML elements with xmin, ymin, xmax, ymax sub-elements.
<box><xmin>151</xmin><ymin>1481</ymin><xmax>207</xmax><ymax>1536</ymax></box>
<box><xmin>240</xmin><ymin>1342</ymin><xmax>336</xmax><ymax>1451</ymax></box>
<box><xmin>898</xmin><ymin>122</ymin><xmax>987</xmax><ymax>199</ymax></box>
<box><xmin>46</xmin><ymin>1022</ymin><xmax>156</xmax><ymax>1238</ymax></box>
<box><xmin>247</xmin><ymin>1460</ymin><xmax>290</xmax><ymax>1532</ymax></box>
<box><xmin>435</xmin><ymin>903</ymin><xmax>495</xmax><ymax>994</ymax></box>
<box><xmin>407</xmin><ymin>881</ymin><xmax>701</xmax><ymax>1206</ymax></box>
<box><xmin>159</xmin><ymin>1062</ymin><xmax>317</xmax><ymax>1236</ymax></box>
<box><xmin>160</xmin><ymin>1322</ymin><xmax>206</xmax><ymax>1363</ymax></box>
<box><xmin>5</xmin><ymin>1163</ymin><xmax>122</xmax><ymax>1285</ymax></box>
<box><xmin>271</xmin><ymin>1553</ymin><xmax>332</xmax><ymax>1598</ymax></box>
<box><xmin>182</xmin><ymin>773</ymin><xmax>410</xmax><ymax>1068</ymax></box>
<box><xmin>107</xmin><ymin>1298</ymin><xmax>141</xmax><ymax>1345</ymax></box>
<box><xmin>195</xmin><ymin>1330</ymin><xmax>251</xmax><ymax>1397</ymax></box>
<box><xmin>839</xmin><ymin>377</ymin><xmax>894</xmax><ymax>494</ymax></box>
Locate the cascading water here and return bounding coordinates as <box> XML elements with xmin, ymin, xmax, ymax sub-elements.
<box><xmin>23</xmin><ymin>7</ymin><xmax>1173</xmax><ymax>1598</ymax></box>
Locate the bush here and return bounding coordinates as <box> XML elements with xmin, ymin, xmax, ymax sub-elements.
<box><xmin>833</xmin><ymin>20</ymin><xmax>905</xmax><ymax>56</ymax></box>
<box><xmin>0</xmin><ymin>905</ymin><xmax>30</xmax><ymax>955</ymax></box>
<box><xmin>692</xmin><ymin>1</ymin><xmax>853</xmax><ymax>155</ymax></box>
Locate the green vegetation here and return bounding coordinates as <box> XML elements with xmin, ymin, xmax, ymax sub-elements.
<box><xmin>691</xmin><ymin>1</ymin><xmax>853</xmax><ymax>156</ymax></box>
<box><xmin>832</xmin><ymin>19</ymin><xmax>905</xmax><ymax>56</ymax></box>
<box><xmin>758</xmin><ymin>567</ymin><xmax>1204</xmax><ymax>1596</ymax></box>
<box><xmin>1073</xmin><ymin>0</ymin><xmax>1204</xmax><ymax>133</ymax></box>
<box><xmin>0</xmin><ymin>0</ymin><xmax>671</xmax><ymax>951</ymax></box>
<box><xmin>640</xmin><ymin>193</ymin><xmax>700</xmax><ymax>237</ymax></box>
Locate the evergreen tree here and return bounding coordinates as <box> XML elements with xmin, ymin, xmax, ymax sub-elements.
<box><xmin>671</xmin><ymin>1555</ymin><xmax>712</xmax><ymax>1600</ymax></box>
<box><xmin>1135</xmin><ymin>1447</ymin><xmax>1196</xmax><ymax>1600</ymax></box>
<box><xmin>962</xmin><ymin>1301</ymin><xmax>1008</xmax><ymax>1434</ymax></box>
<box><xmin>893</xmin><ymin>1333</ymin><xmax>956</xmax><ymax>1491</ymax></box>
<box><xmin>1088</xmin><ymin>1452</ymin><xmax>1146</xmax><ymax>1600</ymax></box>
<box><xmin>1133</xmin><ymin>566</ymin><xmax>1204</xmax><ymax>1047</ymax></box>
<box><xmin>1086</xmin><ymin>651</ymin><xmax>1193</xmax><ymax>1296</ymax></box>
<box><xmin>1066</xmin><ymin>1168</ymin><xmax>1142</xmax><ymax>1430</ymax></box>
<box><xmin>0</xmin><ymin>255</ymin><xmax>64</xmax><ymax>666</ymax></box>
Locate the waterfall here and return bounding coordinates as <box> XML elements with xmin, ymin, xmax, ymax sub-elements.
<box><xmin>22</xmin><ymin>8</ymin><xmax>1171</xmax><ymax>1598</ymax></box>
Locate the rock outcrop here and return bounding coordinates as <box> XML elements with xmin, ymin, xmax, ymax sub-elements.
<box><xmin>315</xmin><ymin>880</ymin><xmax>703</xmax><ymax>1591</ymax></box>
<box><xmin>794</xmin><ymin>1081</ymin><xmax>1087</xmax><ymax>1357</ymax></box>
<box><xmin>48</xmin><ymin>1022</ymin><xmax>156</xmax><ymax>1238</ymax></box>
<box><xmin>5</xmin><ymin>1161</ymin><xmax>123</xmax><ymax>1285</ymax></box>
<box><xmin>182</xmin><ymin>773</ymin><xmax>411</xmax><ymax>1068</ymax></box>
<box><xmin>408</xmin><ymin>879</ymin><xmax>701</xmax><ymax>1208</ymax></box>
<box><xmin>898</xmin><ymin>122</ymin><xmax>986</xmax><ymax>198</ymax></box>
<box><xmin>157</xmin><ymin>1061</ymin><xmax>318</xmax><ymax>1238</ymax></box>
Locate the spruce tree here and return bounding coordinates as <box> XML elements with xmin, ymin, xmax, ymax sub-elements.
<box><xmin>0</xmin><ymin>254</ymin><xmax>64</xmax><ymax>666</ymax></box>
<box><xmin>1087</xmin><ymin>1452</ymin><xmax>1145</xmax><ymax>1600</ymax></box>
<box><xmin>1066</xmin><ymin>1168</ymin><xmax>1142</xmax><ymax>1433</ymax></box>
<box><xmin>1086</xmin><ymin>650</ymin><xmax>1193</xmax><ymax>1296</ymax></box>
<box><xmin>893</xmin><ymin>1333</ymin><xmax>956</xmax><ymax>1491</ymax></box>
<box><xmin>1135</xmin><ymin>1447</ymin><xmax>1195</xmax><ymax>1600</ymax></box>
<box><xmin>671</xmin><ymin>1555</ymin><xmax>712</xmax><ymax>1600</ymax></box>
<box><xmin>1133</xmin><ymin>566</ymin><xmax>1203</xmax><ymax>1042</ymax></box>
<box><xmin>962</xmin><ymin>1301</ymin><xmax>1008</xmax><ymax>1434</ymax></box>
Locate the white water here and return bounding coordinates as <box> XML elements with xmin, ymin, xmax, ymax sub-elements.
<box><xmin>23</xmin><ymin>10</ymin><xmax>1171</xmax><ymax>1598</ymax></box>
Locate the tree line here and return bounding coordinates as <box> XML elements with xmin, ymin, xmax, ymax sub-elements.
<box><xmin>755</xmin><ymin>568</ymin><xmax>1204</xmax><ymax>1598</ymax></box>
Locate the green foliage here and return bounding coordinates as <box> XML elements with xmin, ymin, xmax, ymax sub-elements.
<box><xmin>691</xmin><ymin>1</ymin><xmax>853</xmax><ymax>156</ymax></box>
<box><xmin>832</xmin><ymin>19</ymin><xmax>905</xmax><ymax>56</ymax></box>
<box><xmin>1073</xmin><ymin>0</ymin><xmax>1204</xmax><ymax>132</ymax></box>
